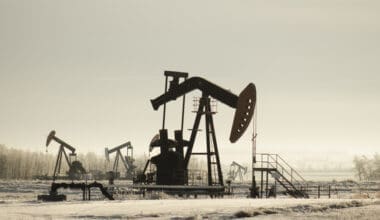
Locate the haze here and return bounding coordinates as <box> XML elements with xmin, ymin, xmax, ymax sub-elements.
<box><xmin>1</xmin><ymin>0</ymin><xmax>379</xmax><ymax>170</ymax></box>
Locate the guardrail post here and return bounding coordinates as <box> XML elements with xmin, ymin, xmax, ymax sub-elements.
<box><xmin>328</xmin><ymin>185</ymin><xmax>331</xmax><ymax>198</ymax></box>
<box><xmin>88</xmin><ymin>188</ymin><xmax>91</xmax><ymax>200</ymax></box>
<box><xmin>265</xmin><ymin>171</ymin><xmax>269</xmax><ymax>198</ymax></box>
<box><xmin>318</xmin><ymin>185</ymin><xmax>320</xmax><ymax>198</ymax></box>
<box><xmin>83</xmin><ymin>186</ymin><xmax>86</xmax><ymax>200</ymax></box>
<box><xmin>260</xmin><ymin>170</ymin><xmax>264</xmax><ymax>198</ymax></box>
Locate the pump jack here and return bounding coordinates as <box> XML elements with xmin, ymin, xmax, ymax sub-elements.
<box><xmin>228</xmin><ymin>161</ymin><xmax>248</xmax><ymax>182</ymax></box>
<box><xmin>140</xmin><ymin>71</ymin><xmax>256</xmax><ymax>190</ymax></box>
<box><xmin>46</xmin><ymin>130</ymin><xmax>86</xmax><ymax>181</ymax></box>
<box><xmin>39</xmin><ymin>131</ymin><xmax>112</xmax><ymax>202</ymax></box>
<box><xmin>105</xmin><ymin>141</ymin><xmax>135</xmax><ymax>179</ymax></box>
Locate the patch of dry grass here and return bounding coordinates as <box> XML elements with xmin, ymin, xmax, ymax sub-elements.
<box><xmin>233</xmin><ymin>200</ymin><xmax>365</xmax><ymax>218</ymax></box>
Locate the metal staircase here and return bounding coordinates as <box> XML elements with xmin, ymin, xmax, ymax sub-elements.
<box><xmin>253</xmin><ymin>153</ymin><xmax>309</xmax><ymax>198</ymax></box>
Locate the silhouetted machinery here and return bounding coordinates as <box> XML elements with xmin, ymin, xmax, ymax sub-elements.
<box><xmin>136</xmin><ymin>71</ymin><xmax>256</xmax><ymax>194</ymax></box>
<box><xmin>228</xmin><ymin>161</ymin><xmax>248</xmax><ymax>182</ymax></box>
<box><xmin>46</xmin><ymin>130</ymin><xmax>86</xmax><ymax>181</ymax></box>
<box><xmin>39</xmin><ymin>131</ymin><xmax>113</xmax><ymax>202</ymax></box>
<box><xmin>105</xmin><ymin>141</ymin><xmax>136</xmax><ymax>179</ymax></box>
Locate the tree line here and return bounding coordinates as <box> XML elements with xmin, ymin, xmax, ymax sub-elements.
<box><xmin>353</xmin><ymin>153</ymin><xmax>380</xmax><ymax>181</ymax></box>
<box><xmin>0</xmin><ymin>144</ymin><xmax>207</xmax><ymax>180</ymax></box>
<box><xmin>0</xmin><ymin>144</ymin><xmax>148</xmax><ymax>179</ymax></box>
<box><xmin>0</xmin><ymin>143</ymin><xmax>276</xmax><ymax>182</ymax></box>
<box><xmin>0</xmin><ymin>144</ymin><xmax>56</xmax><ymax>179</ymax></box>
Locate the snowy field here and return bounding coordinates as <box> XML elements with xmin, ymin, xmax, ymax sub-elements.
<box><xmin>0</xmin><ymin>180</ymin><xmax>379</xmax><ymax>219</ymax></box>
<box><xmin>1</xmin><ymin>198</ymin><xmax>379</xmax><ymax>219</ymax></box>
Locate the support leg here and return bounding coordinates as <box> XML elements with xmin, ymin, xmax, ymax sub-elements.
<box><xmin>207</xmin><ymin>102</ymin><xmax>224</xmax><ymax>186</ymax></box>
<box><xmin>184</xmin><ymin>98</ymin><xmax>205</xmax><ymax>167</ymax></box>
<box><xmin>53</xmin><ymin>148</ymin><xmax>63</xmax><ymax>181</ymax></box>
<box><xmin>113</xmin><ymin>153</ymin><xmax>119</xmax><ymax>174</ymax></box>
<box><xmin>274</xmin><ymin>179</ymin><xmax>277</xmax><ymax>198</ymax></box>
<box><xmin>205</xmin><ymin>100</ymin><xmax>212</xmax><ymax>186</ymax></box>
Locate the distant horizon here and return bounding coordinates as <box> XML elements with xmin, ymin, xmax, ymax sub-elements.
<box><xmin>0</xmin><ymin>142</ymin><xmax>364</xmax><ymax>172</ymax></box>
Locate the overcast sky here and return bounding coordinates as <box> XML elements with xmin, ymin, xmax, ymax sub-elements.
<box><xmin>1</xmin><ymin>0</ymin><xmax>379</xmax><ymax>168</ymax></box>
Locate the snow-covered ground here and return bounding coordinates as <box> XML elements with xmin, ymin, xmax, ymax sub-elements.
<box><xmin>1</xmin><ymin>180</ymin><xmax>379</xmax><ymax>219</ymax></box>
<box><xmin>0</xmin><ymin>198</ymin><xmax>379</xmax><ymax>219</ymax></box>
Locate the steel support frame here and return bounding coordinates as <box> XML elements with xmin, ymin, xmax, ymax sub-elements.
<box><xmin>53</xmin><ymin>145</ymin><xmax>71</xmax><ymax>181</ymax></box>
<box><xmin>184</xmin><ymin>95</ymin><xmax>223</xmax><ymax>186</ymax></box>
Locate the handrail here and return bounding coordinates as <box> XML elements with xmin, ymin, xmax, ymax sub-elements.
<box><xmin>255</xmin><ymin>153</ymin><xmax>307</xmax><ymax>190</ymax></box>
<box><xmin>267</xmin><ymin>157</ymin><xmax>305</xmax><ymax>188</ymax></box>
<box><xmin>276</xmin><ymin>154</ymin><xmax>306</xmax><ymax>182</ymax></box>
<box><xmin>267</xmin><ymin>154</ymin><xmax>306</xmax><ymax>185</ymax></box>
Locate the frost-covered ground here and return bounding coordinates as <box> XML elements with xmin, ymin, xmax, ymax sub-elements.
<box><xmin>0</xmin><ymin>198</ymin><xmax>379</xmax><ymax>219</ymax></box>
<box><xmin>0</xmin><ymin>180</ymin><xmax>379</xmax><ymax>219</ymax></box>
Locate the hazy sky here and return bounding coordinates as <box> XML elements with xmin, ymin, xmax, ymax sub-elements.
<box><xmin>1</xmin><ymin>0</ymin><xmax>379</xmax><ymax>168</ymax></box>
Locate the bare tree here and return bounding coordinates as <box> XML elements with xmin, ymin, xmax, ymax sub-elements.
<box><xmin>353</xmin><ymin>154</ymin><xmax>380</xmax><ymax>181</ymax></box>
<box><xmin>354</xmin><ymin>156</ymin><xmax>367</xmax><ymax>181</ymax></box>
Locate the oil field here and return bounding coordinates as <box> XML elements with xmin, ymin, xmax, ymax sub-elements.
<box><xmin>1</xmin><ymin>1</ymin><xmax>380</xmax><ymax>219</ymax></box>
